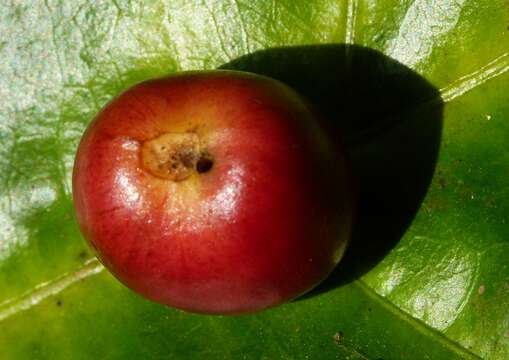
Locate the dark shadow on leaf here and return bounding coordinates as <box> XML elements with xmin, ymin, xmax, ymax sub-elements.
<box><xmin>220</xmin><ymin>44</ymin><xmax>443</xmax><ymax>298</ymax></box>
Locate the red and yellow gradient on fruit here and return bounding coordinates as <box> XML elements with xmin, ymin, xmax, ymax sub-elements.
<box><xmin>72</xmin><ymin>71</ymin><xmax>353</xmax><ymax>314</ymax></box>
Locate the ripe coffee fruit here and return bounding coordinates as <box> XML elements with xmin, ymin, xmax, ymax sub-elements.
<box><xmin>73</xmin><ymin>71</ymin><xmax>353</xmax><ymax>314</ymax></box>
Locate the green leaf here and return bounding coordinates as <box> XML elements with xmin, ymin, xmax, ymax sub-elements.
<box><xmin>0</xmin><ymin>1</ymin><xmax>508</xmax><ymax>359</ymax></box>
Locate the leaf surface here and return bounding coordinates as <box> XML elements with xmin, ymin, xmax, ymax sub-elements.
<box><xmin>0</xmin><ymin>1</ymin><xmax>508</xmax><ymax>359</ymax></box>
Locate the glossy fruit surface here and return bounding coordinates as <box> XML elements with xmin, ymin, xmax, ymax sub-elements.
<box><xmin>72</xmin><ymin>71</ymin><xmax>353</xmax><ymax>314</ymax></box>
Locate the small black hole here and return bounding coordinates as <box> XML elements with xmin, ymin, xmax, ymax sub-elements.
<box><xmin>196</xmin><ymin>156</ymin><xmax>213</xmax><ymax>173</ymax></box>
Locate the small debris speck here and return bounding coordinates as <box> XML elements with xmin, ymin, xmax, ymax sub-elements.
<box><xmin>56</xmin><ymin>300</ymin><xmax>62</xmax><ymax>307</ymax></box>
<box><xmin>478</xmin><ymin>284</ymin><xmax>485</xmax><ymax>295</ymax></box>
<box><xmin>439</xmin><ymin>177</ymin><xmax>447</xmax><ymax>190</ymax></box>
<box><xmin>333</xmin><ymin>331</ymin><xmax>343</xmax><ymax>345</ymax></box>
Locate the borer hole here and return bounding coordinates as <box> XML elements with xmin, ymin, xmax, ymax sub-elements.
<box><xmin>196</xmin><ymin>155</ymin><xmax>213</xmax><ymax>173</ymax></box>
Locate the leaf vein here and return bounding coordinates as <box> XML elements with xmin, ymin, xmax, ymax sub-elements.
<box><xmin>345</xmin><ymin>0</ymin><xmax>358</xmax><ymax>44</ymax></box>
<box><xmin>440</xmin><ymin>51</ymin><xmax>509</xmax><ymax>102</ymax></box>
<box><xmin>354</xmin><ymin>280</ymin><xmax>482</xmax><ymax>359</ymax></box>
<box><xmin>0</xmin><ymin>259</ymin><xmax>104</xmax><ymax>322</ymax></box>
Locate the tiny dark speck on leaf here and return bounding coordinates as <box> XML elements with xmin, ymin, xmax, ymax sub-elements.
<box><xmin>439</xmin><ymin>177</ymin><xmax>447</xmax><ymax>189</ymax></box>
<box><xmin>78</xmin><ymin>250</ymin><xmax>87</xmax><ymax>259</ymax></box>
<box><xmin>56</xmin><ymin>300</ymin><xmax>62</xmax><ymax>307</ymax></box>
<box><xmin>478</xmin><ymin>284</ymin><xmax>485</xmax><ymax>295</ymax></box>
<box><xmin>333</xmin><ymin>331</ymin><xmax>343</xmax><ymax>344</ymax></box>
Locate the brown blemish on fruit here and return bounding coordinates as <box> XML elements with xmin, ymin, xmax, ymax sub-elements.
<box><xmin>141</xmin><ymin>132</ymin><xmax>213</xmax><ymax>181</ymax></box>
